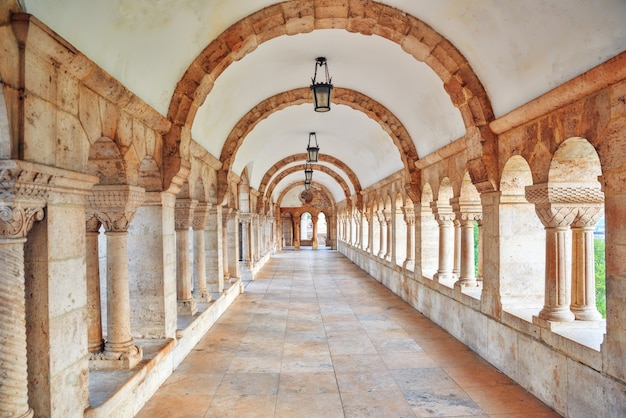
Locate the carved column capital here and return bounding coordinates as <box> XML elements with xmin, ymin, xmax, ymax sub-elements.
<box><xmin>175</xmin><ymin>198</ymin><xmax>198</xmax><ymax>230</ymax></box>
<box><xmin>191</xmin><ymin>202</ymin><xmax>211</xmax><ymax>230</ymax></box>
<box><xmin>0</xmin><ymin>163</ymin><xmax>51</xmax><ymax>239</ymax></box>
<box><xmin>87</xmin><ymin>185</ymin><xmax>145</xmax><ymax>232</ymax></box>
<box><xmin>85</xmin><ymin>212</ymin><xmax>101</xmax><ymax>233</ymax></box>
<box><xmin>571</xmin><ymin>204</ymin><xmax>604</xmax><ymax>228</ymax></box>
<box><xmin>403</xmin><ymin>206</ymin><xmax>416</xmax><ymax>225</ymax></box>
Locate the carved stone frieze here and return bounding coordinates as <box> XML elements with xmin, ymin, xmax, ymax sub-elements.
<box><xmin>87</xmin><ymin>185</ymin><xmax>145</xmax><ymax>232</ymax></box>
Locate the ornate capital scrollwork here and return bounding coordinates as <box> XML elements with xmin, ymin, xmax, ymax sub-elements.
<box><xmin>0</xmin><ymin>205</ymin><xmax>45</xmax><ymax>239</ymax></box>
<box><xmin>534</xmin><ymin>204</ymin><xmax>578</xmax><ymax>228</ymax></box>
<box><xmin>0</xmin><ymin>163</ymin><xmax>53</xmax><ymax>239</ymax></box>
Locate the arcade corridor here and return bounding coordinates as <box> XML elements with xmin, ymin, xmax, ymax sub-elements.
<box><xmin>138</xmin><ymin>250</ymin><xmax>559</xmax><ymax>417</ymax></box>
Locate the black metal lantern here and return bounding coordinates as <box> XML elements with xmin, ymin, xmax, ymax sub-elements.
<box><xmin>310</xmin><ymin>57</ymin><xmax>333</xmax><ymax>112</ymax></box>
<box><xmin>304</xmin><ymin>180</ymin><xmax>311</xmax><ymax>190</ymax></box>
<box><xmin>304</xmin><ymin>162</ymin><xmax>313</xmax><ymax>182</ymax></box>
<box><xmin>306</xmin><ymin>132</ymin><xmax>319</xmax><ymax>162</ymax></box>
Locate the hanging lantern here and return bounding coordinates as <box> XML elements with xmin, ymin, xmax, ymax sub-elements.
<box><xmin>306</xmin><ymin>132</ymin><xmax>319</xmax><ymax>162</ymax></box>
<box><xmin>304</xmin><ymin>162</ymin><xmax>313</xmax><ymax>182</ymax></box>
<box><xmin>310</xmin><ymin>57</ymin><xmax>333</xmax><ymax>112</ymax></box>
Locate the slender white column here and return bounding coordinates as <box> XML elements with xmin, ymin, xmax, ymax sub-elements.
<box><xmin>431</xmin><ymin>201</ymin><xmax>456</xmax><ymax>283</ymax></box>
<box><xmin>377</xmin><ymin>211</ymin><xmax>386</xmax><ymax>258</ymax></box>
<box><xmin>85</xmin><ymin>215</ymin><xmax>104</xmax><ymax>353</ymax></box>
<box><xmin>312</xmin><ymin>214</ymin><xmax>319</xmax><ymax>250</ymax></box>
<box><xmin>457</xmin><ymin>217</ymin><xmax>478</xmax><ymax>287</ymax></box>
<box><xmin>403</xmin><ymin>206</ymin><xmax>415</xmax><ymax>270</ymax></box>
<box><xmin>571</xmin><ymin>206</ymin><xmax>603</xmax><ymax>320</ymax></box>
<box><xmin>192</xmin><ymin>203</ymin><xmax>211</xmax><ymax>301</ymax></box>
<box><xmin>88</xmin><ymin>185</ymin><xmax>144</xmax><ymax>369</ymax></box>
<box><xmin>175</xmin><ymin>199</ymin><xmax>197</xmax><ymax>316</ymax></box>
<box><xmin>384</xmin><ymin>211</ymin><xmax>392</xmax><ymax>261</ymax></box>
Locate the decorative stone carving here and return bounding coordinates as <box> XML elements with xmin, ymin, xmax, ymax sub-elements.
<box><xmin>175</xmin><ymin>198</ymin><xmax>198</xmax><ymax>230</ymax></box>
<box><xmin>87</xmin><ymin>185</ymin><xmax>145</xmax><ymax>232</ymax></box>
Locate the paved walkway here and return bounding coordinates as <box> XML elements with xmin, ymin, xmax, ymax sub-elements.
<box><xmin>138</xmin><ymin>249</ymin><xmax>560</xmax><ymax>417</ymax></box>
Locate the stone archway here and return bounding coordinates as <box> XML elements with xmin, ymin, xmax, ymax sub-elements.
<box><xmin>163</xmin><ymin>0</ymin><xmax>496</xmax><ymax>193</ymax></box>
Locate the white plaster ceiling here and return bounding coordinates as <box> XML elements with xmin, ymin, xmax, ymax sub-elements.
<box><xmin>22</xmin><ymin>0</ymin><xmax>626</xmax><ymax>206</ymax></box>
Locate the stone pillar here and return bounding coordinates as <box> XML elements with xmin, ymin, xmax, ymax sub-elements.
<box><xmin>226</xmin><ymin>209</ymin><xmax>240</xmax><ymax>282</ymax></box>
<box><xmin>527</xmin><ymin>184</ymin><xmax>578</xmax><ymax>323</ymax></box>
<box><xmin>477</xmin><ymin>218</ymin><xmax>484</xmax><ymax>281</ymax></box>
<box><xmin>451</xmin><ymin>199</ymin><xmax>482</xmax><ymax>288</ymax></box>
<box><xmin>570</xmin><ymin>205</ymin><xmax>604</xmax><ymax>320</ymax></box>
<box><xmin>175</xmin><ymin>199</ymin><xmax>198</xmax><ymax>316</ymax></box>
<box><xmin>384</xmin><ymin>210</ymin><xmax>392</xmax><ymax>261</ymax></box>
<box><xmin>600</xmin><ymin>172</ymin><xmax>626</xmax><ymax>382</ymax></box>
<box><xmin>127</xmin><ymin>191</ymin><xmax>177</xmax><ymax>339</ymax></box>
<box><xmin>89</xmin><ymin>185</ymin><xmax>144</xmax><ymax>370</ymax></box>
<box><xmin>222</xmin><ymin>209</ymin><xmax>230</xmax><ymax>282</ymax></box>
<box><xmin>403</xmin><ymin>206</ymin><xmax>415</xmax><ymax>270</ymax></box>
<box><xmin>312</xmin><ymin>214</ymin><xmax>319</xmax><ymax>250</ymax></box>
<box><xmin>206</xmin><ymin>205</ymin><xmax>224</xmax><ymax>294</ymax></box>
<box><xmin>431</xmin><ymin>201</ymin><xmax>456</xmax><ymax>283</ymax></box>
<box><xmin>453</xmin><ymin>220</ymin><xmax>461</xmax><ymax>276</ymax></box>
<box><xmin>0</xmin><ymin>185</ymin><xmax>44</xmax><ymax>418</ymax></box>
<box><xmin>85</xmin><ymin>215</ymin><xmax>104</xmax><ymax>354</ymax></box>
<box><xmin>377</xmin><ymin>211</ymin><xmax>386</xmax><ymax>258</ymax></box>
<box><xmin>294</xmin><ymin>216</ymin><xmax>301</xmax><ymax>250</ymax></box>
<box><xmin>192</xmin><ymin>202</ymin><xmax>211</xmax><ymax>302</ymax></box>
<box><xmin>240</xmin><ymin>215</ymin><xmax>250</xmax><ymax>264</ymax></box>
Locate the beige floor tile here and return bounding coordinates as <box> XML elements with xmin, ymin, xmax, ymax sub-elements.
<box><xmin>227</xmin><ymin>355</ymin><xmax>282</xmax><ymax>373</ymax></box>
<box><xmin>341</xmin><ymin>390</ymin><xmax>416</xmax><ymax>418</ymax></box>
<box><xmin>136</xmin><ymin>395</ymin><xmax>212</xmax><ymax>418</ymax></box>
<box><xmin>204</xmin><ymin>394</ymin><xmax>276</xmax><ymax>417</ymax></box>
<box><xmin>328</xmin><ymin>339</ymin><xmax>378</xmax><ymax>355</ymax></box>
<box><xmin>335</xmin><ymin>369</ymin><xmax>399</xmax><ymax>393</ymax></box>
<box><xmin>278</xmin><ymin>371</ymin><xmax>339</xmax><ymax>394</ymax></box>
<box><xmin>275</xmin><ymin>392</ymin><xmax>344</xmax><ymax>418</ymax></box>
<box><xmin>214</xmin><ymin>372</ymin><xmax>279</xmax><ymax>396</ymax></box>
<box><xmin>380</xmin><ymin>350</ymin><xmax>438</xmax><ymax>369</ymax></box>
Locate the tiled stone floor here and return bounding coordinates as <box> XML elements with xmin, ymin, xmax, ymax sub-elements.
<box><xmin>138</xmin><ymin>249</ymin><xmax>560</xmax><ymax>417</ymax></box>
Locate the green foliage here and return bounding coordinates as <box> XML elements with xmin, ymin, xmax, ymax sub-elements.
<box><xmin>595</xmin><ymin>238</ymin><xmax>606</xmax><ymax>318</ymax></box>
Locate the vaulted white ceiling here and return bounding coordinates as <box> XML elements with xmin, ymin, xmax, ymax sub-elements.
<box><xmin>22</xmin><ymin>0</ymin><xmax>626</xmax><ymax>205</ymax></box>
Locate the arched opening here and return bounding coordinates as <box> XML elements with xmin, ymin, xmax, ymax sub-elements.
<box><xmin>547</xmin><ymin>137</ymin><xmax>604</xmax><ymax>322</ymax></box>
<box><xmin>317</xmin><ymin>212</ymin><xmax>327</xmax><ymax>247</ymax></box>
<box><xmin>300</xmin><ymin>212</ymin><xmax>313</xmax><ymax>244</ymax></box>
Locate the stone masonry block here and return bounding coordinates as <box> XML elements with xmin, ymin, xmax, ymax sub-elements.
<box><xmin>57</xmin><ymin>70</ymin><xmax>79</xmax><ymax>116</ymax></box>
<box><xmin>283</xmin><ymin>0</ymin><xmax>315</xmax><ymax>36</ymax></box>
<box><xmin>25</xmin><ymin>49</ymin><xmax>56</xmax><ymax>104</ymax></box>
<box><xmin>99</xmin><ymin>96</ymin><xmax>120</xmax><ymax>141</ymax></box>
<box><xmin>250</xmin><ymin>4</ymin><xmax>286</xmax><ymax>42</ymax></box>
<box><xmin>79</xmin><ymin>85</ymin><xmax>102</xmax><ymax>142</ymax></box>
<box><xmin>223</xmin><ymin>19</ymin><xmax>258</xmax><ymax>61</ymax></box>
<box><xmin>23</xmin><ymin>95</ymin><xmax>56</xmax><ymax>165</ymax></box>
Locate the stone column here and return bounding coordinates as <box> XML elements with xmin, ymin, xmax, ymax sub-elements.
<box><xmin>222</xmin><ymin>209</ymin><xmax>230</xmax><ymax>282</ymax></box>
<box><xmin>294</xmin><ymin>217</ymin><xmax>301</xmax><ymax>250</ymax></box>
<box><xmin>431</xmin><ymin>202</ymin><xmax>456</xmax><ymax>283</ymax></box>
<box><xmin>175</xmin><ymin>199</ymin><xmax>198</xmax><ymax>316</ymax></box>
<box><xmin>312</xmin><ymin>214</ymin><xmax>319</xmax><ymax>250</ymax></box>
<box><xmin>192</xmin><ymin>202</ymin><xmax>211</xmax><ymax>302</ymax></box>
<box><xmin>206</xmin><ymin>205</ymin><xmax>224</xmax><ymax>294</ymax></box>
<box><xmin>384</xmin><ymin>210</ymin><xmax>392</xmax><ymax>261</ymax></box>
<box><xmin>0</xmin><ymin>193</ymin><xmax>44</xmax><ymax>418</ymax></box>
<box><xmin>85</xmin><ymin>214</ymin><xmax>104</xmax><ymax>354</ymax></box>
<box><xmin>571</xmin><ymin>205</ymin><xmax>604</xmax><ymax>320</ymax></box>
<box><xmin>240</xmin><ymin>215</ymin><xmax>250</xmax><ymax>264</ymax></box>
<box><xmin>226</xmin><ymin>209</ymin><xmax>240</xmax><ymax>282</ymax></box>
<box><xmin>527</xmin><ymin>184</ymin><xmax>578</xmax><ymax>323</ymax></box>
<box><xmin>89</xmin><ymin>185</ymin><xmax>144</xmax><ymax>369</ymax></box>
<box><xmin>453</xmin><ymin>220</ymin><xmax>461</xmax><ymax>276</ymax></box>
<box><xmin>451</xmin><ymin>199</ymin><xmax>482</xmax><ymax>288</ymax></box>
<box><xmin>403</xmin><ymin>206</ymin><xmax>415</xmax><ymax>270</ymax></box>
<box><xmin>377</xmin><ymin>211</ymin><xmax>386</xmax><ymax>258</ymax></box>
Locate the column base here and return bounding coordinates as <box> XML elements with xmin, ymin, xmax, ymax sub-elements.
<box><xmin>178</xmin><ymin>299</ymin><xmax>198</xmax><ymax>316</ymax></box>
<box><xmin>571</xmin><ymin>306</ymin><xmax>603</xmax><ymax>321</ymax></box>
<box><xmin>534</xmin><ymin>306</ymin><xmax>575</xmax><ymax>324</ymax></box>
<box><xmin>454</xmin><ymin>277</ymin><xmax>478</xmax><ymax>289</ymax></box>
<box><xmin>434</xmin><ymin>271</ymin><xmax>457</xmax><ymax>284</ymax></box>
<box><xmin>89</xmin><ymin>344</ymin><xmax>143</xmax><ymax>370</ymax></box>
<box><xmin>194</xmin><ymin>289</ymin><xmax>212</xmax><ymax>302</ymax></box>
